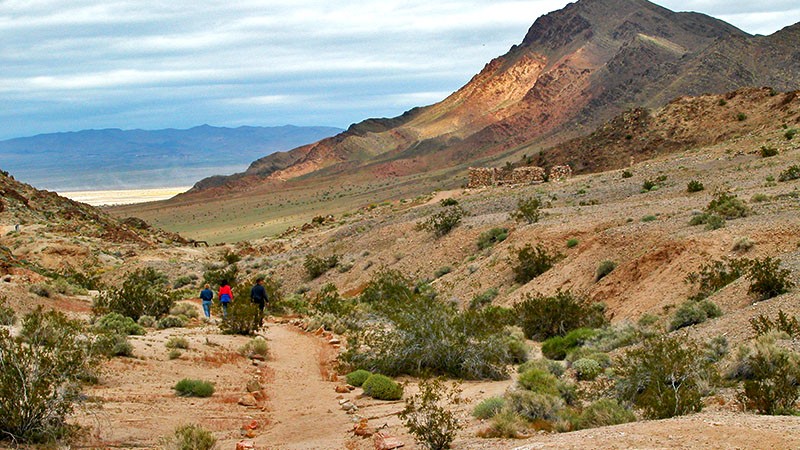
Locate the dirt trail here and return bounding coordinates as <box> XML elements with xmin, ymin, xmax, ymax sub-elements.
<box><xmin>256</xmin><ymin>324</ymin><xmax>351</xmax><ymax>449</ymax></box>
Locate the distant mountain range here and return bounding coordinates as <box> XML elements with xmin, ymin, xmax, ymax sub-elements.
<box><xmin>188</xmin><ymin>0</ymin><xmax>800</xmax><ymax>194</ymax></box>
<box><xmin>0</xmin><ymin>125</ymin><xmax>342</xmax><ymax>191</ymax></box>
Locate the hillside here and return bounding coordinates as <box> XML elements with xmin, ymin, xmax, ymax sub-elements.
<box><xmin>0</xmin><ymin>124</ymin><xmax>342</xmax><ymax>191</ymax></box>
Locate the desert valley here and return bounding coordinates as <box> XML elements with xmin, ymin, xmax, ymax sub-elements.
<box><xmin>2</xmin><ymin>0</ymin><xmax>800</xmax><ymax>449</ymax></box>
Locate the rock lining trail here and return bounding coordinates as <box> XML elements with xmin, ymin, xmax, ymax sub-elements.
<box><xmin>254</xmin><ymin>324</ymin><xmax>352</xmax><ymax>449</ymax></box>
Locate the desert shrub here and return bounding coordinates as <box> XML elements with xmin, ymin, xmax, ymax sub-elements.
<box><xmin>706</xmin><ymin>191</ymin><xmax>749</xmax><ymax>219</ymax></box>
<box><xmin>310</xmin><ymin>283</ymin><xmax>353</xmax><ymax>316</ymax></box>
<box><xmin>621</xmin><ymin>170</ymin><xmax>633</xmax><ymax>178</ymax></box>
<box><xmin>28</xmin><ymin>282</ymin><xmax>52</xmax><ymax>297</ymax></box>
<box><xmin>507</xmin><ymin>389</ymin><xmax>564</xmax><ymax>421</ymax></box>
<box><xmin>515</xmin><ymin>290</ymin><xmax>607</xmax><ymax>341</ymax></box>
<box><xmin>434</xmin><ymin>266</ymin><xmax>452</xmax><ymax>278</ymax></box>
<box><xmin>735</xmin><ymin>335</ymin><xmax>800</xmax><ymax>414</ymax></box>
<box><xmin>99</xmin><ymin>332</ymin><xmax>134</xmax><ymax>357</ymax></box>
<box><xmin>346</xmin><ymin>369</ymin><xmax>372</xmax><ymax>387</ymax></box>
<box><xmin>202</xmin><ymin>264</ymin><xmax>238</xmax><ymax>288</ymax></box>
<box><xmin>512</xmin><ymin>197</ymin><xmax>542</xmax><ymax>224</ymax></box>
<box><xmin>94</xmin><ymin>312</ymin><xmax>145</xmax><ymax>336</ymax></box>
<box><xmin>473</xmin><ymin>396</ymin><xmax>506</xmax><ymax>419</ymax></box>
<box><xmin>172</xmin><ymin>275</ymin><xmax>196</xmax><ymax>289</ymax></box>
<box><xmin>166</xmin><ymin>336</ymin><xmax>190</xmax><ymax>350</ymax></box>
<box><xmin>566</xmin><ymin>238</ymin><xmax>579</xmax><ymax>248</ymax></box>
<box><xmin>479</xmin><ymin>409</ymin><xmax>526</xmax><ymax>438</ymax></box>
<box><xmin>399</xmin><ymin>378</ymin><xmax>462</xmax><ymax>450</ymax></box>
<box><xmin>732</xmin><ymin>237</ymin><xmax>754</xmax><ymax>252</ymax></box>
<box><xmin>0</xmin><ymin>308</ymin><xmax>107</xmax><ymax>443</ymax></box>
<box><xmin>750</xmin><ymin>310</ymin><xmax>800</xmax><ymax>338</ymax></box>
<box><xmin>541</xmin><ymin>328</ymin><xmax>598</xmax><ymax>360</ymax></box>
<box><xmin>688</xmin><ymin>212</ymin><xmax>725</xmax><ymax>229</ymax></box>
<box><xmin>518</xmin><ymin>358</ymin><xmax>565</xmax><ymax>378</ymax></box>
<box><xmin>239</xmin><ymin>337</ymin><xmax>269</xmax><ymax>359</ymax></box>
<box><xmin>736</xmin><ymin>112</ymin><xmax>747</xmax><ymax>121</ymax></box>
<box><xmin>512</xmin><ymin>243</ymin><xmax>560</xmax><ymax>284</ymax></box>
<box><xmin>641</xmin><ymin>215</ymin><xmax>657</xmax><ymax>222</ymax></box>
<box><xmin>59</xmin><ymin>269</ymin><xmax>102</xmax><ymax>291</ymax></box>
<box><xmin>162</xmin><ymin>424</ymin><xmax>216</xmax><ymax>450</ymax></box>
<box><xmin>760</xmin><ymin>146</ymin><xmax>779</xmax><ymax>157</ymax></box>
<box><xmin>616</xmin><ymin>335</ymin><xmax>717</xmax><ymax>419</ymax></box>
<box><xmin>271</xmin><ymin>293</ymin><xmax>309</xmax><ymax>315</ymax></box>
<box><xmin>157</xmin><ymin>315</ymin><xmax>188</xmax><ymax>330</ymax></box>
<box><xmin>565</xmin><ymin>348</ymin><xmax>612</xmax><ymax>368</ymax></box>
<box><xmin>168</xmin><ymin>349</ymin><xmax>182</xmax><ymax>360</ymax></box>
<box><xmin>0</xmin><ymin>296</ymin><xmax>15</xmax><ymax>325</ymax></box>
<box><xmin>746</xmin><ymin>257</ymin><xmax>795</xmax><ymax>300</ymax></box>
<box><xmin>669</xmin><ymin>299</ymin><xmax>722</xmax><ymax>331</ymax></box>
<box><xmin>304</xmin><ymin>254</ymin><xmax>340</xmax><ymax>279</ymax></box>
<box><xmin>173</xmin><ymin>379</ymin><xmax>214</xmax><ymax>397</ymax></box>
<box><xmin>595</xmin><ymin>260</ymin><xmax>616</xmax><ymax>281</ymax></box>
<box><xmin>477</xmin><ymin>228</ymin><xmax>508</xmax><ymax>250</ymax></box>
<box><xmin>577</xmin><ymin>399</ymin><xmax>636</xmax><ymax>430</ymax></box>
<box><xmin>704</xmin><ymin>336</ymin><xmax>729</xmax><ymax>363</ymax></box>
<box><xmin>439</xmin><ymin>198</ymin><xmax>459</xmax><ymax>207</ymax></box>
<box><xmin>93</xmin><ymin>267</ymin><xmax>173</xmax><ymax>321</ymax></box>
<box><xmin>222</xmin><ymin>251</ymin><xmax>241</xmax><ymax>265</ymax></box>
<box><xmin>219</xmin><ymin>300</ymin><xmax>261</xmax><ymax>335</ymax></box>
<box><xmin>469</xmin><ymin>287</ymin><xmax>499</xmax><ymax>310</ymax></box>
<box><xmin>686</xmin><ymin>257</ymin><xmax>748</xmax><ymax>301</ymax></box>
<box><xmin>49</xmin><ymin>278</ymin><xmax>87</xmax><ymax>296</ymax></box>
<box><xmin>170</xmin><ymin>303</ymin><xmax>199</xmax><ymax>319</ymax></box>
<box><xmin>786</xmin><ymin>129</ymin><xmax>798</xmax><ymax>140</ymax></box>
<box><xmin>687</xmin><ymin>180</ymin><xmax>705</xmax><ymax>192</ymax></box>
<box><xmin>778</xmin><ymin>165</ymin><xmax>800</xmax><ymax>182</ymax></box>
<box><xmin>518</xmin><ymin>368</ymin><xmax>560</xmax><ymax>395</ymax></box>
<box><xmin>138</xmin><ymin>315</ymin><xmax>156</xmax><ymax>328</ymax></box>
<box><xmin>362</xmin><ymin>374</ymin><xmax>403</xmax><ymax>400</ymax></box>
<box><xmin>585</xmin><ymin>323</ymin><xmax>644</xmax><ymax>352</ymax></box>
<box><xmin>572</xmin><ymin>358</ymin><xmax>602</xmax><ymax>381</ymax></box>
<box><xmin>418</xmin><ymin>205</ymin><xmax>465</xmax><ymax>237</ymax></box>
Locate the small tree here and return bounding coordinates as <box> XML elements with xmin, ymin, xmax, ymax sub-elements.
<box><xmin>400</xmin><ymin>378</ymin><xmax>463</xmax><ymax>450</ymax></box>
<box><xmin>418</xmin><ymin>206</ymin><xmax>465</xmax><ymax>237</ymax></box>
<box><xmin>746</xmin><ymin>257</ymin><xmax>794</xmax><ymax>300</ymax></box>
<box><xmin>512</xmin><ymin>197</ymin><xmax>542</xmax><ymax>224</ymax></box>
<box><xmin>512</xmin><ymin>243</ymin><xmax>560</xmax><ymax>284</ymax></box>
<box><xmin>93</xmin><ymin>267</ymin><xmax>173</xmax><ymax>321</ymax></box>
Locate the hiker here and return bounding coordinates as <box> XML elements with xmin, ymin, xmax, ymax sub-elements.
<box><xmin>199</xmin><ymin>283</ymin><xmax>214</xmax><ymax>319</ymax></box>
<box><xmin>250</xmin><ymin>277</ymin><xmax>269</xmax><ymax>328</ymax></box>
<box><xmin>218</xmin><ymin>280</ymin><xmax>233</xmax><ymax>318</ymax></box>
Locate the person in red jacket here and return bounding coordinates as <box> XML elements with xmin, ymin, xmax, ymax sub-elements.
<box><xmin>218</xmin><ymin>280</ymin><xmax>233</xmax><ymax>318</ymax></box>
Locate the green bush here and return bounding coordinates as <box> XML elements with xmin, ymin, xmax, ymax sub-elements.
<box><xmin>469</xmin><ymin>287</ymin><xmax>499</xmax><ymax>310</ymax></box>
<box><xmin>512</xmin><ymin>243</ymin><xmax>560</xmax><ymax>284</ymax></box>
<box><xmin>595</xmin><ymin>260</ymin><xmax>616</xmax><ymax>281</ymax></box>
<box><xmin>750</xmin><ymin>310</ymin><xmax>800</xmax><ymax>338</ymax></box>
<box><xmin>28</xmin><ymin>282</ymin><xmax>52</xmax><ymax>297</ymax></box>
<box><xmin>138</xmin><ymin>315</ymin><xmax>156</xmax><ymax>328</ymax></box>
<box><xmin>736</xmin><ymin>112</ymin><xmax>747</xmax><ymax>121</ymax></box>
<box><xmin>166</xmin><ymin>337</ymin><xmax>190</xmax><ymax>350</ymax></box>
<box><xmin>669</xmin><ymin>299</ymin><xmax>722</xmax><ymax>331</ymax></box>
<box><xmin>566</xmin><ymin>238</ymin><xmax>579</xmax><ymax>248</ymax></box>
<box><xmin>687</xmin><ymin>180</ymin><xmax>705</xmax><ymax>192</ymax></box>
<box><xmin>304</xmin><ymin>254</ymin><xmax>340</xmax><ymax>279</ymax></box>
<box><xmin>93</xmin><ymin>267</ymin><xmax>174</xmax><ymax>321</ymax></box>
<box><xmin>518</xmin><ymin>369</ymin><xmax>560</xmax><ymax>395</ymax></box>
<box><xmin>202</xmin><ymin>264</ymin><xmax>238</xmax><ymax>288</ymax></box>
<box><xmin>686</xmin><ymin>257</ymin><xmax>748</xmax><ymax>300</ymax></box>
<box><xmin>219</xmin><ymin>300</ymin><xmax>262</xmax><ymax>335</ymax></box>
<box><xmin>173</xmin><ymin>379</ymin><xmax>215</xmax><ymax>398</ymax></box>
<box><xmin>168</xmin><ymin>349</ymin><xmax>182</xmax><ymax>360</ymax></box>
<box><xmin>616</xmin><ymin>335</ymin><xmax>717</xmax><ymax>419</ymax></box>
<box><xmin>479</xmin><ymin>409</ymin><xmax>526</xmax><ymax>438</ymax></box>
<box><xmin>746</xmin><ymin>257</ymin><xmax>795</xmax><ymax>300</ymax></box>
<box><xmin>345</xmin><ymin>369</ymin><xmax>372</xmax><ymax>387</ymax></box>
<box><xmin>515</xmin><ymin>291</ymin><xmax>607</xmax><ymax>341</ymax></box>
<box><xmin>170</xmin><ymin>303</ymin><xmax>199</xmax><ymax>319</ymax></box>
<box><xmin>689</xmin><ymin>212</ymin><xmax>725</xmax><ymax>229</ymax></box>
<box><xmin>572</xmin><ymin>358</ymin><xmax>602</xmax><ymax>381</ymax></box>
<box><xmin>565</xmin><ymin>348</ymin><xmax>612</xmax><ymax>368</ymax></box>
<box><xmin>310</xmin><ymin>283</ymin><xmax>353</xmax><ymax>316</ymax></box>
<box><xmin>434</xmin><ymin>266</ymin><xmax>452</xmax><ymax>278</ymax></box>
<box><xmin>760</xmin><ymin>146</ymin><xmax>779</xmax><ymax>157</ymax></box>
<box><xmin>512</xmin><ymin>197</ymin><xmax>542</xmax><ymax>224</ymax></box>
<box><xmin>172</xmin><ymin>275</ymin><xmax>196</xmax><ymax>290</ymax></box>
<box><xmin>785</xmin><ymin>129</ymin><xmax>797</xmax><ymax>140</ymax></box>
<box><xmin>736</xmin><ymin>335</ymin><xmax>800</xmax><ymax>414</ymax></box>
<box><xmin>362</xmin><ymin>374</ymin><xmax>403</xmax><ymax>400</ymax></box>
<box><xmin>239</xmin><ymin>337</ymin><xmax>269</xmax><ymax>359</ymax></box>
<box><xmin>507</xmin><ymin>389</ymin><xmax>564</xmax><ymax>421</ymax></box>
<box><xmin>541</xmin><ymin>328</ymin><xmax>598</xmax><ymax>360</ymax></box>
<box><xmin>621</xmin><ymin>170</ymin><xmax>633</xmax><ymax>178</ymax></box>
<box><xmin>518</xmin><ymin>358</ymin><xmax>565</xmax><ymax>378</ymax></box>
<box><xmin>439</xmin><ymin>198</ymin><xmax>459</xmax><ymax>207</ymax></box>
<box><xmin>577</xmin><ymin>399</ymin><xmax>636</xmax><ymax>430</ymax></box>
<box><xmin>641</xmin><ymin>215</ymin><xmax>657</xmax><ymax>222</ymax></box>
<box><xmin>778</xmin><ymin>165</ymin><xmax>800</xmax><ymax>182</ymax></box>
<box><xmin>706</xmin><ymin>191</ymin><xmax>749</xmax><ymax>219</ymax></box>
<box><xmin>477</xmin><ymin>228</ymin><xmax>508</xmax><ymax>250</ymax></box>
<box><xmin>94</xmin><ymin>312</ymin><xmax>145</xmax><ymax>336</ymax></box>
<box><xmin>0</xmin><ymin>296</ymin><xmax>17</xmax><ymax>326</ymax></box>
<box><xmin>472</xmin><ymin>396</ymin><xmax>506</xmax><ymax>419</ymax></box>
<box><xmin>162</xmin><ymin>424</ymin><xmax>216</xmax><ymax>450</ymax></box>
<box><xmin>223</xmin><ymin>251</ymin><xmax>241</xmax><ymax>265</ymax></box>
<box><xmin>1</xmin><ymin>308</ymin><xmax>107</xmax><ymax>443</ymax></box>
<box><xmin>418</xmin><ymin>205</ymin><xmax>465</xmax><ymax>237</ymax></box>
<box><xmin>399</xmin><ymin>378</ymin><xmax>462</xmax><ymax>450</ymax></box>
<box><xmin>157</xmin><ymin>315</ymin><xmax>188</xmax><ymax>330</ymax></box>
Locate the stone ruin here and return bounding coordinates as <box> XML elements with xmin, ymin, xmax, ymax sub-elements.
<box><xmin>467</xmin><ymin>164</ymin><xmax>571</xmax><ymax>188</ymax></box>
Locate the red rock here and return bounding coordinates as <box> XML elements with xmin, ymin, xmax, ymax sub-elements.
<box><xmin>236</xmin><ymin>440</ymin><xmax>255</xmax><ymax>450</ymax></box>
<box><xmin>374</xmin><ymin>432</ymin><xmax>404</xmax><ymax>450</ymax></box>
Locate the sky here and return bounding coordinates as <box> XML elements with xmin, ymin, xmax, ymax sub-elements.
<box><xmin>1</xmin><ymin>0</ymin><xmax>799</xmax><ymax>141</ymax></box>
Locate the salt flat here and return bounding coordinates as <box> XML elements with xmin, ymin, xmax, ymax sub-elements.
<box><xmin>59</xmin><ymin>186</ymin><xmax>190</xmax><ymax>206</ymax></box>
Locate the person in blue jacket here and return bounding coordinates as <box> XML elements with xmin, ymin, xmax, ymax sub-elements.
<box><xmin>199</xmin><ymin>283</ymin><xmax>214</xmax><ymax>319</ymax></box>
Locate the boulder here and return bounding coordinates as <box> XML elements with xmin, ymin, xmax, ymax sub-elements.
<box><xmin>236</xmin><ymin>440</ymin><xmax>255</xmax><ymax>450</ymax></box>
<box><xmin>238</xmin><ymin>394</ymin><xmax>257</xmax><ymax>407</ymax></box>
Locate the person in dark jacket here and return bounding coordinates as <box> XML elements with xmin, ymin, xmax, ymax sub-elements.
<box><xmin>199</xmin><ymin>283</ymin><xmax>214</xmax><ymax>319</ymax></box>
<box><xmin>250</xmin><ymin>277</ymin><xmax>269</xmax><ymax>328</ymax></box>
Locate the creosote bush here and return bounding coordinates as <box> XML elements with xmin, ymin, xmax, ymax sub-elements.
<box><xmin>746</xmin><ymin>257</ymin><xmax>794</xmax><ymax>300</ymax></box>
<box><xmin>94</xmin><ymin>312</ymin><xmax>145</xmax><ymax>336</ymax></box>
<box><xmin>399</xmin><ymin>378</ymin><xmax>462</xmax><ymax>450</ymax></box>
<box><xmin>93</xmin><ymin>267</ymin><xmax>173</xmax><ymax>321</ymax></box>
<box><xmin>705</xmin><ymin>191</ymin><xmax>749</xmax><ymax>219</ymax></box>
<box><xmin>473</xmin><ymin>396</ymin><xmax>506</xmax><ymax>419</ymax></box>
<box><xmin>750</xmin><ymin>310</ymin><xmax>800</xmax><ymax>338</ymax></box>
<box><xmin>304</xmin><ymin>254</ymin><xmax>340</xmax><ymax>279</ymax></box>
<box><xmin>162</xmin><ymin>424</ymin><xmax>217</xmax><ymax>450</ymax></box>
<box><xmin>669</xmin><ymin>299</ymin><xmax>722</xmax><ymax>331</ymax></box>
<box><xmin>778</xmin><ymin>165</ymin><xmax>800</xmax><ymax>182</ymax></box>
<box><xmin>514</xmin><ymin>290</ymin><xmax>607</xmax><ymax>341</ymax></box>
<box><xmin>687</xmin><ymin>180</ymin><xmax>705</xmax><ymax>192</ymax></box>
<box><xmin>477</xmin><ymin>227</ymin><xmax>508</xmax><ymax>250</ymax></box>
<box><xmin>512</xmin><ymin>243</ymin><xmax>560</xmax><ymax>284</ymax></box>
<box><xmin>686</xmin><ymin>257</ymin><xmax>748</xmax><ymax>301</ymax></box>
<box><xmin>512</xmin><ymin>197</ymin><xmax>542</xmax><ymax>224</ymax></box>
<box><xmin>469</xmin><ymin>287</ymin><xmax>499</xmax><ymax>310</ymax></box>
<box><xmin>173</xmin><ymin>379</ymin><xmax>215</xmax><ymax>397</ymax></box>
<box><xmin>170</xmin><ymin>303</ymin><xmax>199</xmax><ymax>319</ymax></box>
<box><xmin>735</xmin><ymin>334</ymin><xmax>800</xmax><ymax>415</ymax></box>
<box><xmin>595</xmin><ymin>260</ymin><xmax>616</xmax><ymax>281</ymax></box>
<box><xmin>418</xmin><ymin>205</ymin><xmax>465</xmax><ymax>237</ymax></box>
<box><xmin>362</xmin><ymin>374</ymin><xmax>403</xmax><ymax>400</ymax></box>
<box><xmin>219</xmin><ymin>299</ymin><xmax>261</xmax><ymax>335</ymax></box>
<box><xmin>345</xmin><ymin>369</ymin><xmax>372</xmax><ymax>387</ymax></box>
<box><xmin>616</xmin><ymin>335</ymin><xmax>717</xmax><ymax>419</ymax></box>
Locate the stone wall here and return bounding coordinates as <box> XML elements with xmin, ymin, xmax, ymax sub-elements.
<box><xmin>467</xmin><ymin>166</ymin><xmax>547</xmax><ymax>188</ymax></box>
<box><xmin>549</xmin><ymin>165</ymin><xmax>572</xmax><ymax>181</ymax></box>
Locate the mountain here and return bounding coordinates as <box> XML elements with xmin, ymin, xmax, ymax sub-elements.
<box><xmin>188</xmin><ymin>0</ymin><xmax>800</xmax><ymax>194</ymax></box>
<box><xmin>0</xmin><ymin>124</ymin><xmax>343</xmax><ymax>191</ymax></box>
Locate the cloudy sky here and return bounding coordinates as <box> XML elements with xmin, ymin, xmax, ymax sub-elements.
<box><xmin>1</xmin><ymin>0</ymin><xmax>798</xmax><ymax>140</ymax></box>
